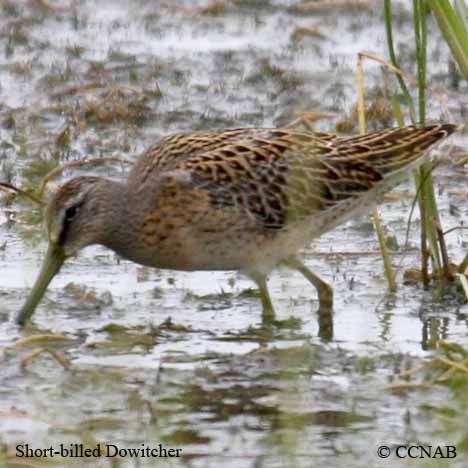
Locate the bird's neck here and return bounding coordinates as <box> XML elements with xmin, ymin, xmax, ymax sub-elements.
<box><xmin>97</xmin><ymin>180</ymin><xmax>139</xmax><ymax>257</ymax></box>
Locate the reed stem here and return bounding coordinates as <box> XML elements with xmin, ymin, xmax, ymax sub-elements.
<box><xmin>357</xmin><ymin>55</ymin><xmax>397</xmax><ymax>292</ymax></box>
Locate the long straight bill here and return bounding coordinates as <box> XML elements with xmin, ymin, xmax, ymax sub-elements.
<box><xmin>16</xmin><ymin>243</ymin><xmax>65</xmax><ymax>325</ymax></box>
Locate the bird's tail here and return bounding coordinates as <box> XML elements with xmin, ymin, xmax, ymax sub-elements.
<box><xmin>295</xmin><ymin>122</ymin><xmax>458</xmax><ymax>222</ymax></box>
<box><xmin>331</xmin><ymin>123</ymin><xmax>457</xmax><ymax>176</ymax></box>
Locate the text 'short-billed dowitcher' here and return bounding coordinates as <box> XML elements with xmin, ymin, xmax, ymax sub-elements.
<box><xmin>16</xmin><ymin>123</ymin><xmax>456</xmax><ymax>328</ymax></box>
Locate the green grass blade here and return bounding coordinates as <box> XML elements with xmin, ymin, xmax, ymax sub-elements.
<box><xmin>384</xmin><ymin>0</ymin><xmax>416</xmax><ymax>122</ymax></box>
<box><xmin>454</xmin><ymin>0</ymin><xmax>468</xmax><ymax>34</ymax></box>
<box><xmin>428</xmin><ymin>0</ymin><xmax>468</xmax><ymax>80</ymax></box>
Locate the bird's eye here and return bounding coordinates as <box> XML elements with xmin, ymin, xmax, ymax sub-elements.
<box><xmin>65</xmin><ymin>205</ymin><xmax>79</xmax><ymax>222</ymax></box>
<box><xmin>57</xmin><ymin>203</ymin><xmax>83</xmax><ymax>245</ymax></box>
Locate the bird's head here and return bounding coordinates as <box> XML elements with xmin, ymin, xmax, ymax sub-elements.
<box><xmin>16</xmin><ymin>176</ymin><xmax>109</xmax><ymax>325</ymax></box>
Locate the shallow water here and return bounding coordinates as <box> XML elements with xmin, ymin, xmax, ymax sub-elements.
<box><xmin>1</xmin><ymin>1</ymin><xmax>468</xmax><ymax>467</ymax></box>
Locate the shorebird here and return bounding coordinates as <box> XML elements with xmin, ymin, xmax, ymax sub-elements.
<box><xmin>16</xmin><ymin>123</ymin><xmax>456</xmax><ymax>330</ymax></box>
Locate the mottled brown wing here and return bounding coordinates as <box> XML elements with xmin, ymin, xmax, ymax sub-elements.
<box><xmin>177</xmin><ymin>130</ymin><xmax>339</xmax><ymax>229</ymax></box>
<box><xmin>128</xmin><ymin>127</ymin><xmax>335</xmax><ymax>185</ymax></box>
<box><xmin>175</xmin><ymin>124</ymin><xmax>456</xmax><ymax>230</ymax></box>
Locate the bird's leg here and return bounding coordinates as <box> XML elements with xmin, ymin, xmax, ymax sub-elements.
<box><xmin>250</xmin><ymin>273</ymin><xmax>275</xmax><ymax>323</ymax></box>
<box><xmin>283</xmin><ymin>256</ymin><xmax>333</xmax><ymax>340</ymax></box>
<box><xmin>284</xmin><ymin>256</ymin><xmax>333</xmax><ymax>308</ymax></box>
